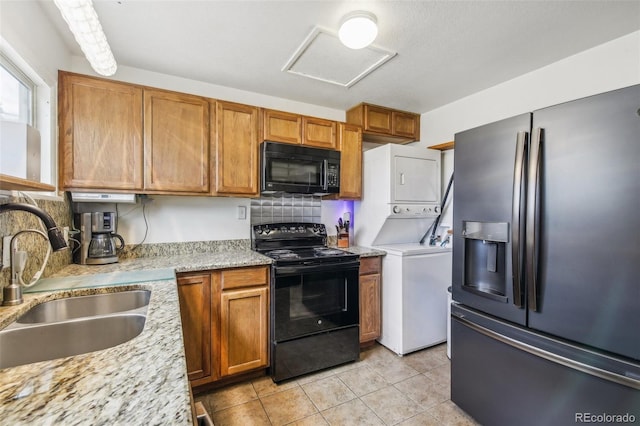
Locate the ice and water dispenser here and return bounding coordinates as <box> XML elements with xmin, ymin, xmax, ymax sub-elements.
<box><xmin>462</xmin><ymin>221</ymin><xmax>509</xmax><ymax>302</ymax></box>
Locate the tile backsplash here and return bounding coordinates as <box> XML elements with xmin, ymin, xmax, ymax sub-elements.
<box><xmin>251</xmin><ymin>194</ymin><xmax>322</xmax><ymax>225</ymax></box>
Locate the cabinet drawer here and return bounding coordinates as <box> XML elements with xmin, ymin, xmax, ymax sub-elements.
<box><xmin>220</xmin><ymin>266</ymin><xmax>269</xmax><ymax>290</ymax></box>
<box><xmin>360</xmin><ymin>256</ymin><xmax>381</xmax><ymax>275</ymax></box>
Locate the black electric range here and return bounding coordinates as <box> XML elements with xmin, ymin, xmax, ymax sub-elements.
<box><xmin>252</xmin><ymin>223</ymin><xmax>358</xmax><ymax>265</ymax></box>
<box><xmin>251</xmin><ymin>222</ymin><xmax>361</xmax><ymax>382</ymax></box>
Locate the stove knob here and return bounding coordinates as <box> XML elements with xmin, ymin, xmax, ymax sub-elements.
<box><xmin>256</xmin><ymin>227</ymin><xmax>263</xmax><ymax>234</ymax></box>
<box><xmin>434</xmin><ymin>206</ymin><xmax>440</xmax><ymax>213</ymax></box>
<box><xmin>392</xmin><ymin>205</ymin><xmax>401</xmax><ymax>214</ymax></box>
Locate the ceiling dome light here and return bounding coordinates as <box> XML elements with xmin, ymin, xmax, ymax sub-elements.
<box><xmin>339</xmin><ymin>11</ymin><xmax>378</xmax><ymax>50</ymax></box>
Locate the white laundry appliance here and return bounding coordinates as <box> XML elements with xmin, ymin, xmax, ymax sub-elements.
<box><xmin>355</xmin><ymin>144</ymin><xmax>451</xmax><ymax>355</ymax></box>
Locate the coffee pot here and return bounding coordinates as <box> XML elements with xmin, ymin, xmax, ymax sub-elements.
<box><xmin>74</xmin><ymin>212</ymin><xmax>125</xmax><ymax>265</ymax></box>
<box><xmin>88</xmin><ymin>232</ymin><xmax>125</xmax><ymax>259</ymax></box>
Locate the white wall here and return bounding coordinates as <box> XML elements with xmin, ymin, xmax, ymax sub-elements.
<box><xmin>69</xmin><ymin>59</ymin><xmax>345</xmax><ymax>122</ymax></box>
<box><xmin>415</xmin><ymin>31</ymin><xmax>640</xmax><ymax>227</ymax></box>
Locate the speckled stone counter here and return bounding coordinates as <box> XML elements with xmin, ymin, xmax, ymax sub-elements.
<box><xmin>0</xmin><ymin>279</ymin><xmax>193</xmax><ymax>425</ymax></box>
<box><xmin>0</xmin><ymin>249</ymin><xmax>272</xmax><ymax>425</ymax></box>
<box><xmin>51</xmin><ymin>250</ymin><xmax>272</xmax><ymax>278</ymax></box>
<box><xmin>344</xmin><ymin>246</ymin><xmax>387</xmax><ymax>258</ymax></box>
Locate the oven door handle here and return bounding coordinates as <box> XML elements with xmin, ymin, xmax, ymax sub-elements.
<box><xmin>274</xmin><ymin>261</ymin><xmax>360</xmax><ymax>276</ymax></box>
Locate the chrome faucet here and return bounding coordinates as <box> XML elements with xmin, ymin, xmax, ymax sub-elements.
<box><xmin>0</xmin><ymin>202</ymin><xmax>69</xmax><ymax>306</ymax></box>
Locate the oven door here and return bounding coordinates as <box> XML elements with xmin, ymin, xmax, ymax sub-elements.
<box><xmin>272</xmin><ymin>260</ymin><xmax>359</xmax><ymax>342</ymax></box>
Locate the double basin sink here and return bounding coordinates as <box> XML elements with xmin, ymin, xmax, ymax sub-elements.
<box><xmin>0</xmin><ymin>290</ymin><xmax>150</xmax><ymax>369</ymax></box>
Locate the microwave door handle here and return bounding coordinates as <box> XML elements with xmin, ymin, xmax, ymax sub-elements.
<box><xmin>322</xmin><ymin>159</ymin><xmax>328</xmax><ymax>190</ymax></box>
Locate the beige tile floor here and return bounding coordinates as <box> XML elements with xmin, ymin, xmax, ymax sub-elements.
<box><xmin>195</xmin><ymin>343</ymin><xmax>480</xmax><ymax>426</ymax></box>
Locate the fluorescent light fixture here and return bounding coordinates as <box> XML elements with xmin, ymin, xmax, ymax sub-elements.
<box><xmin>53</xmin><ymin>0</ymin><xmax>117</xmax><ymax>76</ymax></box>
<box><xmin>338</xmin><ymin>11</ymin><xmax>378</xmax><ymax>50</ymax></box>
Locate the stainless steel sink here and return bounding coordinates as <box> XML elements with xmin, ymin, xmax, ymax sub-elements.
<box><xmin>0</xmin><ymin>314</ymin><xmax>146</xmax><ymax>369</ymax></box>
<box><xmin>15</xmin><ymin>290</ymin><xmax>151</xmax><ymax>324</ymax></box>
<box><xmin>0</xmin><ymin>290</ymin><xmax>151</xmax><ymax>369</ymax></box>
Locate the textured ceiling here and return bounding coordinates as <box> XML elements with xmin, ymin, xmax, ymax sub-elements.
<box><xmin>38</xmin><ymin>0</ymin><xmax>640</xmax><ymax>114</ymax></box>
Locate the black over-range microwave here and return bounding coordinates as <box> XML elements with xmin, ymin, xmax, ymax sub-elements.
<box><xmin>260</xmin><ymin>141</ymin><xmax>341</xmax><ymax>194</ymax></box>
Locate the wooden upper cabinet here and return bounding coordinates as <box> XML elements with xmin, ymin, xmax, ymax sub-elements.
<box><xmin>143</xmin><ymin>89</ymin><xmax>210</xmax><ymax>193</ymax></box>
<box><xmin>214</xmin><ymin>101</ymin><xmax>259</xmax><ymax>196</ymax></box>
<box><xmin>302</xmin><ymin>117</ymin><xmax>337</xmax><ymax>149</ymax></box>
<box><xmin>262</xmin><ymin>109</ymin><xmax>338</xmax><ymax>149</ymax></box>
<box><xmin>346</xmin><ymin>103</ymin><xmax>420</xmax><ymax>144</ymax></box>
<box><xmin>338</xmin><ymin>123</ymin><xmax>362</xmax><ymax>199</ymax></box>
<box><xmin>59</xmin><ymin>71</ymin><xmax>143</xmax><ymax>190</ymax></box>
<box><xmin>362</xmin><ymin>105</ymin><xmax>393</xmax><ymax>134</ymax></box>
<box><xmin>392</xmin><ymin>111</ymin><xmax>420</xmax><ymax>139</ymax></box>
<box><xmin>262</xmin><ymin>109</ymin><xmax>301</xmax><ymax>144</ymax></box>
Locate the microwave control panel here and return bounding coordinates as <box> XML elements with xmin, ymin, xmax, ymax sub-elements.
<box><xmin>327</xmin><ymin>162</ymin><xmax>339</xmax><ymax>187</ymax></box>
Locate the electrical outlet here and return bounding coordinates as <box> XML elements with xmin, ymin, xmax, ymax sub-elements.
<box><xmin>2</xmin><ymin>235</ymin><xmax>13</xmax><ymax>269</ymax></box>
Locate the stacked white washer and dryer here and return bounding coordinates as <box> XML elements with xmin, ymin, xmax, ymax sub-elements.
<box><xmin>355</xmin><ymin>144</ymin><xmax>452</xmax><ymax>356</ymax></box>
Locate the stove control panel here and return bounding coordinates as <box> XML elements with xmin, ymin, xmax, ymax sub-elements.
<box><xmin>253</xmin><ymin>223</ymin><xmax>327</xmax><ymax>238</ymax></box>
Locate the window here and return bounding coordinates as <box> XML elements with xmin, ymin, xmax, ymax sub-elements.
<box><xmin>0</xmin><ymin>48</ymin><xmax>53</xmax><ymax>187</ymax></box>
<box><xmin>0</xmin><ymin>55</ymin><xmax>35</xmax><ymax>125</ymax></box>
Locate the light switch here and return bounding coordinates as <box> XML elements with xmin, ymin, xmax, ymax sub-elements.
<box><xmin>237</xmin><ymin>206</ymin><xmax>247</xmax><ymax>220</ymax></box>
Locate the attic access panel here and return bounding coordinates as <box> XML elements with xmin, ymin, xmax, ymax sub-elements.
<box><xmin>282</xmin><ymin>27</ymin><xmax>396</xmax><ymax>88</ymax></box>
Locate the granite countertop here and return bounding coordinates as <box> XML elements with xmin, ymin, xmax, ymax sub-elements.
<box><xmin>0</xmin><ymin>249</ymin><xmax>272</xmax><ymax>425</ymax></box>
<box><xmin>0</xmin><ymin>247</ymin><xmax>382</xmax><ymax>424</ymax></box>
<box><xmin>0</xmin><ymin>279</ymin><xmax>192</xmax><ymax>425</ymax></box>
<box><xmin>344</xmin><ymin>246</ymin><xmax>387</xmax><ymax>258</ymax></box>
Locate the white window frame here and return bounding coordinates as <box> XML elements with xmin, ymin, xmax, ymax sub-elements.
<box><xmin>0</xmin><ymin>41</ymin><xmax>57</xmax><ymax>196</ymax></box>
<box><xmin>1</xmin><ymin>53</ymin><xmax>36</xmax><ymax>126</ymax></box>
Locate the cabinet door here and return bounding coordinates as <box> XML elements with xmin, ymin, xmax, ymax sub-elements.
<box><xmin>177</xmin><ymin>273</ymin><xmax>213</xmax><ymax>382</ymax></box>
<box><xmin>392</xmin><ymin>111</ymin><xmax>420</xmax><ymax>140</ymax></box>
<box><xmin>263</xmin><ymin>109</ymin><xmax>301</xmax><ymax>144</ymax></box>
<box><xmin>59</xmin><ymin>72</ymin><xmax>143</xmax><ymax>190</ymax></box>
<box><xmin>363</xmin><ymin>105</ymin><xmax>393</xmax><ymax>134</ymax></box>
<box><xmin>220</xmin><ymin>286</ymin><xmax>269</xmax><ymax>376</ymax></box>
<box><xmin>338</xmin><ymin>123</ymin><xmax>362</xmax><ymax>199</ymax></box>
<box><xmin>144</xmin><ymin>89</ymin><xmax>210</xmax><ymax>193</ymax></box>
<box><xmin>359</xmin><ymin>272</ymin><xmax>381</xmax><ymax>344</ymax></box>
<box><xmin>303</xmin><ymin>117</ymin><xmax>337</xmax><ymax>149</ymax></box>
<box><xmin>360</xmin><ymin>256</ymin><xmax>381</xmax><ymax>344</ymax></box>
<box><xmin>215</xmin><ymin>101</ymin><xmax>259</xmax><ymax>196</ymax></box>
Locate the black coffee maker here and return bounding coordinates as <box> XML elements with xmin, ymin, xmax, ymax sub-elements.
<box><xmin>74</xmin><ymin>212</ymin><xmax>125</xmax><ymax>265</ymax></box>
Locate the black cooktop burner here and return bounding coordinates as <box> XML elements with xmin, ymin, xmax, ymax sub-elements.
<box><xmin>262</xmin><ymin>247</ymin><xmax>354</xmax><ymax>261</ymax></box>
<box><xmin>252</xmin><ymin>222</ymin><xmax>359</xmax><ymax>265</ymax></box>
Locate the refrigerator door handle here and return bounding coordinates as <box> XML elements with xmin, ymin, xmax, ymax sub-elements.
<box><xmin>454</xmin><ymin>314</ymin><xmax>640</xmax><ymax>391</ymax></box>
<box><xmin>526</xmin><ymin>127</ymin><xmax>543</xmax><ymax>312</ymax></box>
<box><xmin>511</xmin><ymin>131</ymin><xmax>528</xmax><ymax>308</ymax></box>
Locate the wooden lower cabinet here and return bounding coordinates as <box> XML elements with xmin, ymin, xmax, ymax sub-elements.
<box><xmin>177</xmin><ymin>265</ymin><xmax>269</xmax><ymax>387</ymax></box>
<box><xmin>359</xmin><ymin>256</ymin><xmax>382</xmax><ymax>344</ymax></box>
<box><xmin>220</xmin><ymin>286</ymin><xmax>269</xmax><ymax>376</ymax></box>
<box><xmin>176</xmin><ymin>273</ymin><xmax>215</xmax><ymax>383</ymax></box>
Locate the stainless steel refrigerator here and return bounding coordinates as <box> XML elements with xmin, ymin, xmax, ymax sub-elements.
<box><xmin>451</xmin><ymin>84</ymin><xmax>640</xmax><ymax>425</ymax></box>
